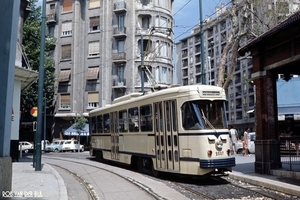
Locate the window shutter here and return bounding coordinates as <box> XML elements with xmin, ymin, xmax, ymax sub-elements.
<box><xmin>60</xmin><ymin>94</ymin><xmax>70</xmax><ymax>104</ymax></box>
<box><xmin>63</xmin><ymin>0</ymin><xmax>72</xmax><ymax>12</ymax></box>
<box><xmin>61</xmin><ymin>44</ymin><xmax>71</xmax><ymax>59</ymax></box>
<box><xmin>62</xmin><ymin>21</ymin><xmax>72</xmax><ymax>32</ymax></box>
<box><xmin>89</xmin><ymin>0</ymin><xmax>100</xmax><ymax>8</ymax></box>
<box><xmin>90</xmin><ymin>16</ymin><xmax>100</xmax><ymax>27</ymax></box>
<box><xmin>88</xmin><ymin>41</ymin><xmax>99</xmax><ymax>56</ymax></box>
<box><xmin>88</xmin><ymin>93</ymin><xmax>99</xmax><ymax>103</ymax></box>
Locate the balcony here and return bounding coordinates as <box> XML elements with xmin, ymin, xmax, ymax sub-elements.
<box><xmin>113</xmin><ymin>1</ymin><xmax>127</xmax><ymax>13</ymax></box>
<box><xmin>113</xmin><ymin>27</ymin><xmax>127</xmax><ymax>37</ymax></box>
<box><xmin>47</xmin><ymin>13</ymin><xmax>56</xmax><ymax>23</ymax></box>
<box><xmin>112</xmin><ymin>52</ymin><xmax>126</xmax><ymax>63</ymax></box>
<box><xmin>112</xmin><ymin>78</ymin><xmax>126</xmax><ymax>89</ymax></box>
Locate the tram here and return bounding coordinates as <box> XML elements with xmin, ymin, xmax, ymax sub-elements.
<box><xmin>89</xmin><ymin>85</ymin><xmax>235</xmax><ymax>176</ymax></box>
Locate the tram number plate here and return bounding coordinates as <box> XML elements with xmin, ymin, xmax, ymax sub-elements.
<box><xmin>216</xmin><ymin>151</ymin><xmax>224</xmax><ymax>156</ymax></box>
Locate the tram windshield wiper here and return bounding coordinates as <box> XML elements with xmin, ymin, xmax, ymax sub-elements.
<box><xmin>201</xmin><ymin>109</ymin><xmax>217</xmax><ymax>131</ymax></box>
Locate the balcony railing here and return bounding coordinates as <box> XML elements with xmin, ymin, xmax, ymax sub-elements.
<box><xmin>112</xmin><ymin>52</ymin><xmax>126</xmax><ymax>62</ymax></box>
<box><xmin>47</xmin><ymin>13</ymin><xmax>56</xmax><ymax>23</ymax></box>
<box><xmin>113</xmin><ymin>78</ymin><xmax>126</xmax><ymax>87</ymax></box>
<box><xmin>113</xmin><ymin>27</ymin><xmax>127</xmax><ymax>36</ymax></box>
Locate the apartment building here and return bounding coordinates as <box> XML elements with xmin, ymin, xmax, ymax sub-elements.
<box><xmin>46</xmin><ymin>0</ymin><xmax>174</xmax><ymax>137</ymax></box>
<box><xmin>175</xmin><ymin>1</ymin><xmax>300</xmax><ymax>134</ymax></box>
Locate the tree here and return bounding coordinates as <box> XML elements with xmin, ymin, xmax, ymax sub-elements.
<box><xmin>73</xmin><ymin>115</ymin><xmax>88</xmax><ymax>152</ymax></box>
<box><xmin>216</xmin><ymin>0</ymin><xmax>294</xmax><ymax>89</ymax></box>
<box><xmin>21</xmin><ymin>0</ymin><xmax>56</xmax><ymax>121</ymax></box>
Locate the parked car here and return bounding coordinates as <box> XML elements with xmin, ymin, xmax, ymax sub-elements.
<box><xmin>236</xmin><ymin>132</ymin><xmax>256</xmax><ymax>154</ymax></box>
<box><xmin>45</xmin><ymin>140</ymin><xmax>66</xmax><ymax>153</ymax></box>
<box><xmin>41</xmin><ymin>140</ymin><xmax>50</xmax><ymax>151</ymax></box>
<box><xmin>18</xmin><ymin>141</ymin><xmax>33</xmax><ymax>153</ymax></box>
<box><xmin>62</xmin><ymin>139</ymin><xmax>84</xmax><ymax>152</ymax></box>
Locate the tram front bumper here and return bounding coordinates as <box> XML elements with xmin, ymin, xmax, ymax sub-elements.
<box><xmin>199</xmin><ymin>157</ymin><xmax>236</xmax><ymax>168</ymax></box>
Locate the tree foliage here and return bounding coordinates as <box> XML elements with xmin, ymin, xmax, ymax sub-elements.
<box><xmin>73</xmin><ymin>115</ymin><xmax>88</xmax><ymax>134</ymax></box>
<box><xmin>217</xmin><ymin>0</ymin><xmax>294</xmax><ymax>89</ymax></box>
<box><xmin>21</xmin><ymin>0</ymin><xmax>56</xmax><ymax>119</ymax></box>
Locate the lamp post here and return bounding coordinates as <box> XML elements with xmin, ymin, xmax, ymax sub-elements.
<box><xmin>35</xmin><ymin>0</ymin><xmax>46</xmax><ymax>171</ymax></box>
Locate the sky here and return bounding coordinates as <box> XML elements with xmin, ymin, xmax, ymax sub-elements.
<box><xmin>173</xmin><ymin>0</ymin><xmax>230</xmax><ymax>42</ymax></box>
<box><xmin>37</xmin><ymin>0</ymin><xmax>230</xmax><ymax>42</ymax></box>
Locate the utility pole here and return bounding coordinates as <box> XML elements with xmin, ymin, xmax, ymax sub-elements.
<box><xmin>199</xmin><ymin>0</ymin><xmax>206</xmax><ymax>85</ymax></box>
<box><xmin>141</xmin><ymin>34</ymin><xmax>145</xmax><ymax>93</ymax></box>
<box><xmin>35</xmin><ymin>0</ymin><xmax>46</xmax><ymax>171</ymax></box>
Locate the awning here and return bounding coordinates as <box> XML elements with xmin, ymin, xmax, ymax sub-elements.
<box><xmin>58</xmin><ymin>69</ymin><xmax>71</xmax><ymax>82</ymax></box>
<box><xmin>64</xmin><ymin>124</ymin><xmax>89</xmax><ymax>136</ymax></box>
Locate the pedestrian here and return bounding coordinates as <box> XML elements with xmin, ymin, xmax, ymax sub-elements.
<box><xmin>243</xmin><ymin>127</ymin><xmax>250</xmax><ymax>156</ymax></box>
<box><xmin>229</xmin><ymin>125</ymin><xmax>238</xmax><ymax>154</ymax></box>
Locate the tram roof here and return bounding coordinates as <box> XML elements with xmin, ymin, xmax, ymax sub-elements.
<box><xmin>89</xmin><ymin>85</ymin><xmax>225</xmax><ymax>115</ymax></box>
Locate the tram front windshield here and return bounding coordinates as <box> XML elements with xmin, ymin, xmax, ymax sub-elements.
<box><xmin>181</xmin><ymin>100</ymin><xmax>225</xmax><ymax>130</ymax></box>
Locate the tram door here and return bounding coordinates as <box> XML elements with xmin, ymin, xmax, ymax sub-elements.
<box><xmin>111</xmin><ymin>111</ymin><xmax>119</xmax><ymax>160</ymax></box>
<box><xmin>154</xmin><ymin>101</ymin><xmax>179</xmax><ymax>171</ymax></box>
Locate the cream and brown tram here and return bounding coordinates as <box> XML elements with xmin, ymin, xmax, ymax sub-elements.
<box><xmin>89</xmin><ymin>85</ymin><xmax>235</xmax><ymax>176</ymax></box>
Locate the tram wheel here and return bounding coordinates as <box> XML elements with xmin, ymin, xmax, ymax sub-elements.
<box><xmin>149</xmin><ymin>160</ymin><xmax>159</xmax><ymax>177</ymax></box>
<box><xmin>137</xmin><ymin>157</ymin><xmax>143</xmax><ymax>172</ymax></box>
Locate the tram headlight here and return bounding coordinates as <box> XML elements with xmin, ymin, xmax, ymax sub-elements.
<box><xmin>215</xmin><ymin>139</ymin><xmax>223</xmax><ymax>149</ymax></box>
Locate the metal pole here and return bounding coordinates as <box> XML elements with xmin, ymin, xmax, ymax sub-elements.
<box><xmin>141</xmin><ymin>34</ymin><xmax>144</xmax><ymax>93</ymax></box>
<box><xmin>43</xmin><ymin>95</ymin><xmax>46</xmax><ymax>152</ymax></box>
<box><xmin>35</xmin><ymin>0</ymin><xmax>46</xmax><ymax>171</ymax></box>
<box><xmin>199</xmin><ymin>0</ymin><xmax>206</xmax><ymax>84</ymax></box>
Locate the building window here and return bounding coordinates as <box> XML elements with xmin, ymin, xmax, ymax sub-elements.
<box><xmin>50</xmin><ymin>4</ymin><xmax>55</xmax><ymax>10</ymax></box>
<box><xmin>61</xmin><ymin>44</ymin><xmax>71</xmax><ymax>60</ymax></box>
<box><xmin>155</xmin><ymin>66</ymin><xmax>160</xmax><ymax>82</ymax></box>
<box><xmin>48</xmin><ymin>26</ymin><xmax>55</xmax><ymax>37</ymax></box>
<box><xmin>161</xmin><ymin>67</ymin><xmax>167</xmax><ymax>83</ymax></box>
<box><xmin>88</xmin><ymin>41</ymin><xmax>100</xmax><ymax>57</ymax></box>
<box><xmin>62</xmin><ymin>0</ymin><xmax>72</xmax><ymax>12</ymax></box>
<box><xmin>117</xmin><ymin>40</ymin><xmax>125</xmax><ymax>53</ymax></box>
<box><xmin>89</xmin><ymin>16</ymin><xmax>100</xmax><ymax>32</ymax></box>
<box><xmin>140</xmin><ymin>15</ymin><xmax>150</xmax><ymax>29</ymax></box>
<box><xmin>161</xmin><ymin>42</ymin><xmax>167</xmax><ymax>57</ymax></box>
<box><xmin>60</xmin><ymin>94</ymin><xmax>70</xmax><ymax>109</ymax></box>
<box><xmin>62</xmin><ymin>21</ymin><xmax>72</xmax><ymax>36</ymax></box>
<box><xmin>155</xmin><ymin>0</ymin><xmax>166</xmax><ymax>8</ymax></box>
<box><xmin>89</xmin><ymin>0</ymin><xmax>100</xmax><ymax>8</ymax></box>
<box><xmin>88</xmin><ymin>92</ymin><xmax>99</xmax><ymax>108</ymax></box>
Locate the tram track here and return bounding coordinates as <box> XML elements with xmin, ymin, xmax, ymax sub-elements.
<box><xmin>50</xmin><ymin>163</ymin><xmax>99</xmax><ymax>200</ymax></box>
<box><xmin>43</xmin><ymin>155</ymin><xmax>166</xmax><ymax>200</ymax></box>
<box><xmin>168</xmin><ymin>176</ymin><xmax>294</xmax><ymax>200</ymax></box>
<box><xmin>42</xmin><ymin>153</ymin><xmax>295</xmax><ymax>200</ymax></box>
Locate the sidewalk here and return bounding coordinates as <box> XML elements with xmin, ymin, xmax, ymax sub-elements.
<box><xmin>5</xmin><ymin>154</ymin><xmax>300</xmax><ymax>199</ymax></box>
<box><xmin>229</xmin><ymin>154</ymin><xmax>300</xmax><ymax>197</ymax></box>
<box><xmin>9</xmin><ymin>160</ymin><xmax>68</xmax><ymax>200</ymax></box>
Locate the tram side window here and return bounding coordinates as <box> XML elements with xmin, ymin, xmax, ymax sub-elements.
<box><xmin>171</xmin><ymin>101</ymin><xmax>177</xmax><ymax>132</ymax></box>
<box><xmin>140</xmin><ymin>104</ymin><xmax>153</xmax><ymax>132</ymax></box>
<box><xmin>129</xmin><ymin>107</ymin><xmax>139</xmax><ymax>132</ymax></box>
<box><xmin>91</xmin><ymin>116</ymin><xmax>97</xmax><ymax>133</ymax></box>
<box><xmin>97</xmin><ymin>115</ymin><xmax>103</xmax><ymax>133</ymax></box>
<box><xmin>119</xmin><ymin>110</ymin><xmax>128</xmax><ymax>132</ymax></box>
<box><xmin>103</xmin><ymin>113</ymin><xmax>110</xmax><ymax>133</ymax></box>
